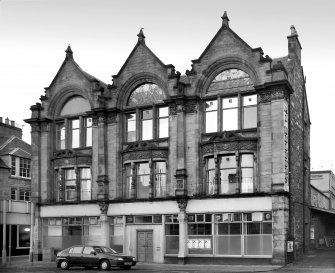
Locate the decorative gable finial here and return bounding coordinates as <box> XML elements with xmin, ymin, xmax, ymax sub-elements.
<box><xmin>137</xmin><ymin>28</ymin><xmax>146</xmax><ymax>44</ymax></box>
<box><xmin>65</xmin><ymin>44</ymin><xmax>73</xmax><ymax>59</ymax></box>
<box><xmin>290</xmin><ymin>25</ymin><xmax>298</xmax><ymax>36</ymax></box>
<box><xmin>221</xmin><ymin>11</ymin><xmax>230</xmax><ymax>27</ymax></box>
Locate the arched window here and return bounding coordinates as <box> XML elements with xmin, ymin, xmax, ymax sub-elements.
<box><xmin>125</xmin><ymin>83</ymin><xmax>169</xmax><ymax>142</ymax></box>
<box><xmin>127</xmin><ymin>83</ymin><xmax>166</xmax><ymax>106</ymax></box>
<box><xmin>60</xmin><ymin>96</ymin><xmax>90</xmax><ymax>116</ymax></box>
<box><xmin>204</xmin><ymin>69</ymin><xmax>257</xmax><ymax>133</ymax></box>
<box><xmin>55</xmin><ymin>96</ymin><xmax>92</xmax><ymax>149</ymax></box>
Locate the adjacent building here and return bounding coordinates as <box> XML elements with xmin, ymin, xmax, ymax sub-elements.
<box><xmin>25</xmin><ymin>13</ymin><xmax>310</xmax><ymax>265</ymax></box>
<box><xmin>0</xmin><ymin>117</ymin><xmax>32</xmax><ymax>262</ymax></box>
<box><xmin>310</xmin><ymin>171</ymin><xmax>335</xmax><ymax>248</ymax></box>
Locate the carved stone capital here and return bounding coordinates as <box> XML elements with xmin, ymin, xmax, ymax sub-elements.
<box><xmin>176</xmin><ymin>197</ymin><xmax>188</xmax><ymax>212</ymax></box>
<box><xmin>98</xmin><ymin>201</ymin><xmax>109</xmax><ymax>215</ymax></box>
<box><xmin>169</xmin><ymin>99</ymin><xmax>198</xmax><ymax>115</ymax></box>
<box><xmin>259</xmin><ymin>88</ymin><xmax>290</xmax><ymax>104</ymax></box>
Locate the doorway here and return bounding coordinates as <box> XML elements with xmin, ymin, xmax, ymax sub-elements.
<box><xmin>137</xmin><ymin>230</ymin><xmax>153</xmax><ymax>262</ymax></box>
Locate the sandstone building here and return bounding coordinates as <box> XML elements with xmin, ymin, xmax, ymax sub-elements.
<box><xmin>25</xmin><ymin>13</ymin><xmax>310</xmax><ymax>264</ymax></box>
<box><xmin>0</xmin><ymin>117</ymin><xmax>32</xmax><ymax>261</ymax></box>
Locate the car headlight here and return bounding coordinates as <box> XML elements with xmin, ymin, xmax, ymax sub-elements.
<box><xmin>132</xmin><ymin>257</ymin><xmax>136</xmax><ymax>261</ymax></box>
<box><xmin>116</xmin><ymin>258</ymin><xmax>124</xmax><ymax>261</ymax></box>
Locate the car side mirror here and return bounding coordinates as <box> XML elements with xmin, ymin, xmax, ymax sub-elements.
<box><xmin>90</xmin><ymin>250</ymin><xmax>97</xmax><ymax>255</ymax></box>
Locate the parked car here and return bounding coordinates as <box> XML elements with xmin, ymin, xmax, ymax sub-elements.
<box><xmin>56</xmin><ymin>245</ymin><xmax>136</xmax><ymax>270</ymax></box>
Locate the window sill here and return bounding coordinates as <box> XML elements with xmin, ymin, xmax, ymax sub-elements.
<box><xmin>10</xmin><ymin>175</ymin><xmax>31</xmax><ymax>180</ymax></box>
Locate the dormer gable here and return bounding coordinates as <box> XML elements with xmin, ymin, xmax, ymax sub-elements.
<box><xmin>111</xmin><ymin>29</ymin><xmax>175</xmax><ymax>88</ymax></box>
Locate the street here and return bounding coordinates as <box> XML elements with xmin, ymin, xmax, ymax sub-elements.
<box><xmin>1</xmin><ymin>249</ymin><xmax>334</xmax><ymax>273</ymax></box>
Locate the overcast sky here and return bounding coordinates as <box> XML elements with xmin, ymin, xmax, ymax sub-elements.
<box><xmin>0</xmin><ymin>0</ymin><xmax>334</xmax><ymax>171</ymax></box>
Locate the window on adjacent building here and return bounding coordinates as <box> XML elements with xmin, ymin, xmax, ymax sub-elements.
<box><xmin>11</xmin><ymin>156</ymin><xmax>16</xmax><ymax>175</ymax></box>
<box><xmin>125</xmin><ymin>84</ymin><xmax>168</xmax><ymax>142</ymax></box>
<box><xmin>205</xmin><ymin>154</ymin><xmax>254</xmax><ymax>195</ymax></box>
<box><xmin>11</xmin><ymin>188</ymin><xmax>17</xmax><ymax>200</ymax></box>
<box><xmin>11</xmin><ymin>156</ymin><xmax>31</xmax><ymax>178</ymax></box>
<box><xmin>18</xmin><ymin>225</ymin><xmax>30</xmax><ymax>248</ymax></box>
<box><xmin>19</xmin><ymin>158</ymin><xmax>31</xmax><ymax>177</ymax></box>
<box><xmin>124</xmin><ymin>161</ymin><xmax>167</xmax><ymax>199</ymax></box>
<box><xmin>205</xmin><ymin>69</ymin><xmax>256</xmax><ymax>133</ymax></box>
<box><xmin>19</xmin><ymin>189</ymin><xmax>31</xmax><ymax>201</ymax></box>
<box><xmin>56</xmin><ymin>96</ymin><xmax>92</xmax><ymax>150</ymax></box>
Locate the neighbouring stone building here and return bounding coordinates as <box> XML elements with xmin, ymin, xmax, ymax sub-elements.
<box><xmin>25</xmin><ymin>12</ymin><xmax>310</xmax><ymax>265</ymax></box>
<box><xmin>310</xmin><ymin>171</ymin><xmax>335</xmax><ymax>248</ymax></box>
<box><xmin>0</xmin><ymin>117</ymin><xmax>32</xmax><ymax>262</ymax></box>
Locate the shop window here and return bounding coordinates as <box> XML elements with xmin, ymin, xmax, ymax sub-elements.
<box><xmin>56</xmin><ymin>96</ymin><xmax>92</xmax><ymax>150</ymax></box>
<box><xmin>243</xmin><ymin>212</ymin><xmax>272</xmax><ymax>256</ymax></box>
<box><xmin>110</xmin><ymin>216</ymin><xmax>124</xmax><ymax>253</ymax></box>
<box><xmin>125</xmin><ymin>83</ymin><xmax>168</xmax><ymax>142</ymax></box>
<box><xmin>18</xmin><ymin>225</ymin><xmax>30</xmax><ymax>248</ymax></box>
<box><xmin>165</xmin><ymin>214</ymin><xmax>179</xmax><ymax>255</ymax></box>
<box><xmin>187</xmin><ymin>214</ymin><xmax>213</xmax><ymax>254</ymax></box>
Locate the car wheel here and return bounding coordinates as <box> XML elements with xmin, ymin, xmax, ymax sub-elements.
<box><xmin>59</xmin><ymin>260</ymin><xmax>70</xmax><ymax>270</ymax></box>
<box><xmin>100</xmin><ymin>260</ymin><xmax>110</xmax><ymax>271</ymax></box>
<box><xmin>121</xmin><ymin>265</ymin><xmax>131</xmax><ymax>270</ymax></box>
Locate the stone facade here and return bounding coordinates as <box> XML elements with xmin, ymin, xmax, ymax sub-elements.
<box><xmin>26</xmin><ymin>13</ymin><xmax>310</xmax><ymax>265</ymax></box>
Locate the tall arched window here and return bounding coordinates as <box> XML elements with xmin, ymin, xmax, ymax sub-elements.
<box><xmin>204</xmin><ymin>69</ymin><xmax>257</xmax><ymax>133</ymax></box>
<box><xmin>125</xmin><ymin>83</ymin><xmax>169</xmax><ymax>142</ymax></box>
<box><xmin>56</xmin><ymin>95</ymin><xmax>92</xmax><ymax>149</ymax></box>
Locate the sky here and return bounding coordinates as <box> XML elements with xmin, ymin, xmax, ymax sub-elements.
<box><xmin>0</xmin><ymin>0</ymin><xmax>334</xmax><ymax>171</ymax></box>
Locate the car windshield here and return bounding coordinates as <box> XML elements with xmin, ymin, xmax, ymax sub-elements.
<box><xmin>95</xmin><ymin>246</ymin><xmax>118</xmax><ymax>254</ymax></box>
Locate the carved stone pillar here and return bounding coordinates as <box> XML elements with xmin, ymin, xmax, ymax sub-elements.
<box><xmin>98</xmin><ymin>202</ymin><xmax>110</xmax><ymax>247</ymax></box>
<box><xmin>177</xmin><ymin>198</ymin><xmax>188</xmax><ymax>264</ymax></box>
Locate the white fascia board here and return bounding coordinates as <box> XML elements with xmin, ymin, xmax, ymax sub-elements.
<box><xmin>40</xmin><ymin>204</ymin><xmax>100</xmax><ymax>217</ymax></box>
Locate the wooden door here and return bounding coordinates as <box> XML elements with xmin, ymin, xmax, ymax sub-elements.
<box><xmin>137</xmin><ymin>230</ymin><xmax>153</xmax><ymax>262</ymax></box>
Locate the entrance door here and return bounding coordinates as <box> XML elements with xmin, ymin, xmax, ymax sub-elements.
<box><xmin>137</xmin><ymin>230</ymin><xmax>153</xmax><ymax>262</ymax></box>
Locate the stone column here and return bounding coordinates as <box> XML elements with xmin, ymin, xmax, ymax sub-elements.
<box><xmin>272</xmin><ymin>195</ymin><xmax>289</xmax><ymax>265</ymax></box>
<box><xmin>99</xmin><ymin>202</ymin><xmax>110</xmax><ymax>247</ymax></box>
<box><xmin>177</xmin><ymin>198</ymin><xmax>188</xmax><ymax>264</ymax></box>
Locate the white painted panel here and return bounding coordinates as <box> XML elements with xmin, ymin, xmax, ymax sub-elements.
<box><xmin>6</xmin><ymin>213</ymin><xmax>30</xmax><ymax>225</ymax></box>
<box><xmin>187</xmin><ymin>197</ymin><xmax>272</xmax><ymax>213</ymax></box>
<box><xmin>124</xmin><ymin>224</ymin><xmax>164</xmax><ymax>263</ymax></box>
<box><xmin>40</xmin><ymin>204</ymin><xmax>100</xmax><ymax>217</ymax></box>
<box><xmin>108</xmin><ymin>201</ymin><xmax>179</xmax><ymax>215</ymax></box>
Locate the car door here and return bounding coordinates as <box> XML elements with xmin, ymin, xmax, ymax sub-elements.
<box><xmin>82</xmin><ymin>246</ymin><xmax>100</xmax><ymax>267</ymax></box>
<box><xmin>69</xmin><ymin>246</ymin><xmax>83</xmax><ymax>266</ymax></box>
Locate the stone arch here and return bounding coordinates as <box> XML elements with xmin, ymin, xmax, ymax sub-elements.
<box><xmin>196</xmin><ymin>57</ymin><xmax>260</xmax><ymax>97</ymax></box>
<box><xmin>116</xmin><ymin>72</ymin><xmax>168</xmax><ymax>109</ymax></box>
<box><xmin>48</xmin><ymin>86</ymin><xmax>94</xmax><ymax>117</ymax></box>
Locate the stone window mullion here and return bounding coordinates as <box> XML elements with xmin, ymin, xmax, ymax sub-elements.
<box><xmin>75</xmin><ymin>167</ymin><xmax>80</xmax><ymax>202</ymax></box>
<box><xmin>136</xmin><ymin>109</ymin><xmax>140</xmax><ymax>141</ymax></box>
<box><xmin>131</xmin><ymin>163</ymin><xmax>136</xmax><ymax>199</ymax></box>
<box><xmin>218</xmin><ymin>97</ymin><xmax>222</xmax><ymax>132</ymax></box>
<box><xmin>236</xmin><ymin>152</ymin><xmax>241</xmax><ymax>193</ymax></box>
<box><xmin>238</xmin><ymin>93</ymin><xmax>242</xmax><ymax>130</ymax></box>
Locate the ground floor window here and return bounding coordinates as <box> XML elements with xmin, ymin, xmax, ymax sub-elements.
<box><xmin>188</xmin><ymin>212</ymin><xmax>272</xmax><ymax>256</ymax></box>
<box><xmin>110</xmin><ymin>216</ymin><xmax>124</xmax><ymax>253</ymax></box>
<box><xmin>165</xmin><ymin>215</ymin><xmax>179</xmax><ymax>254</ymax></box>
<box><xmin>18</xmin><ymin>225</ymin><xmax>30</xmax><ymax>248</ymax></box>
<box><xmin>42</xmin><ymin>216</ymin><xmax>100</xmax><ymax>251</ymax></box>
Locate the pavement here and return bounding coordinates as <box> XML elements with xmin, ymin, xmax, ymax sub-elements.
<box><xmin>0</xmin><ymin>248</ymin><xmax>334</xmax><ymax>273</ymax></box>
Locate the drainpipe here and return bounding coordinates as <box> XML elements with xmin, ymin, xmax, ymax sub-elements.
<box><xmin>2</xmin><ymin>200</ymin><xmax>7</xmax><ymax>265</ymax></box>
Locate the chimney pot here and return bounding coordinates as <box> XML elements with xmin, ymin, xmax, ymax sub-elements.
<box><xmin>10</xmin><ymin>120</ymin><xmax>15</xmax><ymax>126</ymax></box>
<box><xmin>0</xmin><ymin>117</ymin><xmax>2</xmax><ymax>123</ymax></box>
<box><xmin>5</xmin><ymin>118</ymin><xmax>9</xmax><ymax>125</ymax></box>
